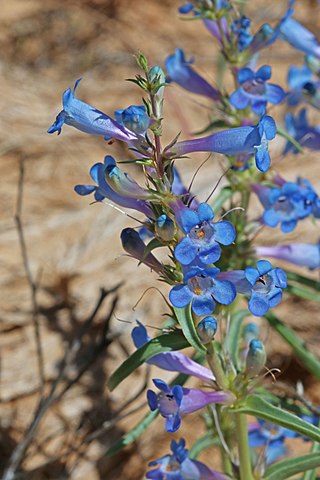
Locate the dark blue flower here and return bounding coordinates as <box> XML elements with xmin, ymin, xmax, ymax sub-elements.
<box><xmin>167</xmin><ymin>115</ymin><xmax>277</xmax><ymax>173</ymax></box>
<box><xmin>147</xmin><ymin>379</ymin><xmax>233</xmax><ymax>433</ymax></box>
<box><xmin>114</xmin><ymin>105</ymin><xmax>151</xmax><ymax>134</ymax></box>
<box><xmin>121</xmin><ymin>228</ymin><xmax>163</xmax><ymax>273</ymax></box>
<box><xmin>169</xmin><ymin>264</ymin><xmax>236</xmax><ymax>316</ymax></box>
<box><xmin>231</xmin><ymin>16</ymin><xmax>253</xmax><ymax>52</ymax></box>
<box><xmin>230</xmin><ymin>66</ymin><xmax>286</xmax><ymax>115</ymax></box>
<box><xmin>284</xmin><ymin>109</ymin><xmax>320</xmax><ymax>154</ymax></box>
<box><xmin>147</xmin><ymin>438</ymin><xmax>229</xmax><ymax>479</ymax></box>
<box><xmin>165</xmin><ymin>49</ymin><xmax>220</xmax><ymax>101</ymax></box>
<box><xmin>74</xmin><ymin>155</ymin><xmax>153</xmax><ymax>217</ymax></box>
<box><xmin>173</xmin><ymin>202</ymin><xmax>236</xmax><ymax>265</ymax></box>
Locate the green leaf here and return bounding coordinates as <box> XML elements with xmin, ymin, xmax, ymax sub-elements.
<box><xmin>189</xmin><ymin>432</ymin><xmax>219</xmax><ymax>459</ymax></box>
<box><xmin>303</xmin><ymin>442</ymin><xmax>320</xmax><ymax>480</ymax></box>
<box><xmin>264</xmin><ymin>312</ymin><xmax>320</xmax><ymax>380</ymax></box>
<box><xmin>228</xmin><ymin>309</ymin><xmax>250</xmax><ymax>369</ymax></box>
<box><xmin>107</xmin><ymin>329</ymin><xmax>190</xmax><ymax>391</ymax></box>
<box><xmin>211</xmin><ymin>187</ymin><xmax>233</xmax><ymax>214</ymax></box>
<box><xmin>173</xmin><ymin>305</ymin><xmax>206</xmax><ymax>353</ymax></box>
<box><xmin>286</xmin><ymin>271</ymin><xmax>320</xmax><ymax>290</ymax></box>
<box><xmin>264</xmin><ymin>453</ymin><xmax>320</xmax><ymax>480</ymax></box>
<box><xmin>233</xmin><ymin>395</ymin><xmax>320</xmax><ymax>443</ymax></box>
<box><xmin>287</xmin><ymin>283</ymin><xmax>320</xmax><ymax>302</ymax></box>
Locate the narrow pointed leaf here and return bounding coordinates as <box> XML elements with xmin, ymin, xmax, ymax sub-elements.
<box><xmin>211</xmin><ymin>187</ymin><xmax>232</xmax><ymax>214</ymax></box>
<box><xmin>264</xmin><ymin>312</ymin><xmax>320</xmax><ymax>380</ymax></box>
<box><xmin>228</xmin><ymin>309</ymin><xmax>250</xmax><ymax>369</ymax></box>
<box><xmin>286</xmin><ymin>271</ymin><xmax>320</xmax><ymax>290</ymax></box>
<box><xmin>287</xmin><ymin>283</ymin><xmax>320</xmax><ymax>302</ymax></box>
<box><xmin>189</xmin><ymin>433</ymin><xmax>219</xmax><ymax>459</ymax></box>
<box><xmin>232</xmin><ymin>395</ymin><xmax>320</xmax><ymax>443</ymax></box>
<box><xmin>302</xmin><ymin>441</ymin><xmax>320</xmax><ymax>480</ymax></box>
<box><xmin>265</xmin><ymin>452</ymin><xmax>320</xmax><ymax>480</ymax></box>
<box><xmin>173</xmin><ymin>305</ymin><xmax>206</xmax><ymax>353</ymax></box>
<box><xmin>277</xmin><ymin>126</ymin><xmax>304</xmax><ymax>153</ymax></box>
<box><xmin>107</xmin><ymin>329</ymin><xmax>189</xmax><ymax>391</ymax></box>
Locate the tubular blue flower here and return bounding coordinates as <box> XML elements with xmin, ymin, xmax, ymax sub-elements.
<box><xmin>169</xmin><ymin>264</ymin><xmax>236</xmax><ymax>316</ymax></box>
<box><xmin>114</xmin><ymin>105</ymin><xmax>151</xmax><ymax>134</ymax></box>
<box><xmin>280</xmin><ymin>17</ymin><xmax>320</xmax><ymax>58</ymax></box>
<box><xmin>165</xmin><ymin>49</ymin><xmax>220</xmax><ymax>101</ymax></box>
<box><xmin>230</xmin><ymin>66</ymin><xmax>286</xmax><ymax>115</ymax></box>
<box><xmin>173</xmin><ymin>202</ymin><xmax>236</xmax><ymax>265</ymax></box>
<box><xmin>219</xmin><ymin>260</ymin><xmax>287</xmax><ymax>316</ymax></box>
<box><xmin>121</xmin><ymin>228</ymin><xmax>163</xmax><ymax>273</ymax></box>
<box><xmin>131</xmin><ymin>322</ymin><xmax>214</xmax><ymax>383</ymax></box>
<box><xmin>166</xmin><ymin>116</ymin><xmax>276</xmax><ymax>173</ymax></box>
<box><xmin>105</xmin><ymin>163</ymin><xmax>152</xmax><ymax>200</ymax></box>
<box><xmin>47</xmin><ymin>79</ymin><xmax>142</xmax><ymax>144</ymax></box>
<box><xmin>245</xmin><ymin>339</ymin><xmax>266</xmax><ymax>377</ymax></box>
<box><xmin>255</xmin><ymin>243</ymin><xmax>320</xmax><ymax>271</ymax></box>
<box><xmin>253</xmin><ymin>177</ymin><xmax>320</xmax><ymax>232</ymax></box>
<box><xmin>287</xmin><ymin>65</ymin><xmax>313</xmax><ymax>106</ymax></box>
<box><xmin>147</xmin><ymin>438</ymin><xmax>229</xmax><ymax>479</ymax></box>
<box><xmin>74</xmin><ymin>156</ymin><xmax>153</xmax><ymax>217</ymax></box>
<box><xmin>284</xmin><ymin>109</ymin><xmax>320</xmax><ymax>154</ymax></box>
<box><xmin>147</xmin><ymin>379</ymin><xmax>233</xmax><ymax>433</ymax></box>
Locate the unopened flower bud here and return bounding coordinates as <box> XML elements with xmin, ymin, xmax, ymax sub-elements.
<box><xmin>148</xmin><ymin>66</ymin><xmax>166</xmax><ymax>116</ymax></box>
<box><xmin>245</xmin><ymin>339</ymin><xmax>266</xmax><ymax>377</ymax></box>
<box><xmin>155</xmin><ymin>214</ymin><xmax>175</xmax><ymax>241</ymax></box>
<box><xmin>114</xmin><ymin>105</ymin><xmax>150</xmax><ymax>135</ymax></box>
<box><xmin>243</xmin><ymin>323</ymin><xmax>260</xmax><ymax>343</ymax></box>
<box><xmin>196</xmin><ymin>316</ymin><xmax>217</xmax><ymax>344</ymax></box>
<box><xmin>121</xmin><ymin>228</ymin><xmax>163</xmax><ymax>273</ymax></box>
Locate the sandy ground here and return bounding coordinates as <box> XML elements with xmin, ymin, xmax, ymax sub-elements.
<box><xmin>1</xmin><ymin>1</ymin><xmax>320</xmax><ymax>478</ymax></box>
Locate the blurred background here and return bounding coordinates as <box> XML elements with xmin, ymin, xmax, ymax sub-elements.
<box><xmin>1</xmin><ymin>1</ymin><xmax>320</xmax><ymax>478</ymax></box>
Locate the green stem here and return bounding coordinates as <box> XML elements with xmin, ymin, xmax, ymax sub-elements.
<box><xmin>234</xmin><ymin>413</ymin><xmax>254</xmax><ymax>480</ymax></box>
<box><xmin>206</xmin><ymin>342</ymin><xmax>228</xmax><ymax>390</ymax></box>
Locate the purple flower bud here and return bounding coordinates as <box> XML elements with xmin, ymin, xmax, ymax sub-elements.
<box><xmin>114</xmin><ymin>105</ymin><xmax>151</xmax><ymax>135</ymax></box>
<box><xmin>165</xmin><ymin>49</ymin><xmax>220</xmax><ymax>101</ymax></box>
<box><xmin>121</xmin><ymin>228</ymin><xmax>163</xmax><ymax>273</ymax></box>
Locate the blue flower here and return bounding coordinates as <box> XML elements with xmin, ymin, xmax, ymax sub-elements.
<box><xmin>169</xmin><ymin>264</ymin><xmax>236</xmax><ymax>316</ymax></box>
<box><xmin>244</xmin><ymin>260</ymin><xmax>287</xmax><ymax>316</ymax></box>
<box><xmin>256</xmin><ymin>242</ymin><xmax>320</xmax><ymax>271</ymax></box>
<box><xmin>173</xmin><ymin>202</ymin><xmax>236</xmax><ymax>265</ymax></box>
<box><xmin>114</xmin><ymin>105</ymin><xmax>151</xmax><ymax>134</ymax></box>
<box><xmin>47</xmin><ymin>79</ymin><xmax>143</xmax><ymax>144</ymax></box>
<box><xmin>131</xmin><ymin>322</ymin><xmax>214</xmax><ymax>383</ymax></box>
<box><xmin>74</xmin><ymin>155</ymin><xmax>153</xmax><ymax>217</ymax></box>
<box><xmin>284</xmin><ymin>109</ymin><xmax>320</xmax><ymax>154</ymax></box>
<box><xmin>167</xmin><ymin>115</ymin><xmax>276</xmax><ymax>173</ymax></box>
<box><xmin>230</xmin><ymin>66</ymin><xmax>286</xmax><ymax>115</ymax></box>
<box><xmin>287</xmin><ymin>65</ymin><xmax>313</xmax><ymax>106</ymax></box>
<box><xmin>165</xmin><ymin>49</ymin><xmax>220</xmax><ymax>101</ymax></box>
<box><xmin>219</xmin><ymin>260</ymin><xmax>287</xmax><ymax>316</ymax></box>
<box><xmin>253</xmin><ymin>177</ymin><xmax>320</xmax><ymax>232</ymax></box>
<box><xmin>280</xmin><ymin>17</ymin><xmax>320</xmax><ymax>59</ymax></box>
<box><xmin>147</xmin><ymin>379</ymin><xmax>233</xmax><ymax>433</ymax></box>
<box><xmin>147</xmin><ymin>438</ymin><xmax>229</xmax><ymax>479</ymax></box>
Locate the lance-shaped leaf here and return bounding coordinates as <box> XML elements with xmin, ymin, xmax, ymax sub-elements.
<box><xmin>107</xmin><ymin>329</ymin><xmax>190</xmax><ymax>391</ymax></box>
<box><xmin>173</xmin><ymin>305</ymin><xmax>207</xmax><ymax>353</ymax></box>
<box><xmin>264</xmin><ymin>312</ymin><xmax>320</xmax><ymax>380</ymax></box>
<box><xmin>227</xmin><ymin>309</ymin><xmax>250</xmax><ymax>369</ymax></box>
<box><xmin>232</xmin><ymin>395</ymin><xmax>320</xmax><ymax>443</ymax></box>
<box><xmin>264</xmin><ymin>453</ymin><xmax>320</xmax><ymax>480</ymax></box>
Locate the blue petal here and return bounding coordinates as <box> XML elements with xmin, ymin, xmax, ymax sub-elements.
<box><xmin>256</xmin><ymin>65</ymin><xmax>272</xmax><ymax>81</ymax></box>
<box><xmin>174</xmin><ymin>237</ymin><xmax>198</xmax><ymax>265</ymax></box>
<box><xmin>261</xmin><ymin>115</ymin><xmax>277</xmax><ymax>140</ymax></box>
<box><xmin>172</xmin><ymin>385</ymin><xmax>184</xmax><ymax>406</ymax></box>
<box><xmin>90</xmin><ymin>163</ymin><xmax>102</xmax><ymax>183</ymax></box>
<box><xmin>255</xmin><ymin>146</ymin><xmax>271</xmax><ymax>172</ymax></box>
<box><xmin>245</xmin><ymin>267</ymin><xmax>259</xmax><ymax>285</ymax></box>
<box><xmin>268</xmin><ymin>289</ymin><xmax>282</xmax><ymax>308</ymax></box>
<box><xmin>197</xmin><ymin>202</ymin><xmax>214</xmax><ymax>222</ymax></box>
<box><xmin>251</xmin><ymin>100</ymin><xmax>267</xmax><ymax>115</ymax></box>
<box><xmin>131</xmin><ymin>322</ymin><xmax>150</xmax><ymax>348</ymax></box>
<box><xmin>179</xmin><ymin>209</ymin><xmax>199</xmax><ymax>233</ymax></box>
<box><xmin>238</xmin><ymin>68</ymin><xmax>255</xmax><ymax>84</ymax></box>
<box><xmin>266</xmin><ymin>84</ymin><xmax>286</xmax><ymax>104</ymax></box>
<box><xmin>165</xmin><ymin>413</ymin><xmax>181</xmax><ymax>433</ymax></box>
<box><xmin>281</xmin><ymin>219</ymin><xmax>297</xmax><ymax>233</ymax></box>
<box><xmin>147</xmin><ymin>390</ymin><xmax>158</xmax><ymax>411</ymax></box>
<box><xmin>213</xmin><ymin>220</ymin><xmax>236</xmax><ymax>245</ymax></box>
<box><xmin>191</xmin><ymin>295</ymin><xmax>215</xmax><ymax>316</ymax></box>
<box><xmin>263</xmin><ymin>209</ymin><xmax>280</xmax><ymax>227</ymax></box>
<box><xmin>256</xmin><ymin>260</ymin><xmax>272</xmax><ymax>275</ymax></box>
<box><xmin>169</xmin><ymin>284</ymin><xmax>193</xmax><ymax>308</ymax></box>
<box><xmin>230</xmin><ymin>89</ymin><xmax>250</xmax><ymax>110</ymax></box>
<box><xmin>248</xmin><ymin>291</ymin><xmax>270</xmax><ymax>316</ymax></box>
<box><xmin>210</xmin><ymin>280</ymin><xmax>236</xmax><ymax>305</ymax></box>
<box><xmin>74</xmin><ymin>184</ymin><xmax>96</xmax><ymax>196</ymax></box>
<box><xmin>153</xmin><ymin>379</ymin><xmax>171</xmax><ymax>393</ymax></box>
<box><xmin>198</xmin><ymin>241</ymin><xmax>221</xmax><ymax>264</ymax></box>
